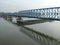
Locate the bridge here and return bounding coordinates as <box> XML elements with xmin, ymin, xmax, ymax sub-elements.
<box><xmin>1</xmin><ymin>7</ymin><xmax>60</xmax><ymax>45</ymax></box>
<box><xmin>1</xmin><ymin>7</ymin><xmax>60</xmax><ymax>23</ymax></box>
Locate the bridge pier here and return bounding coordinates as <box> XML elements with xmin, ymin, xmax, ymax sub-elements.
<box><xmin>3</xmin><ymin>15</ymin><xmax>23</xmax><ymax>24</ymax></box>
<box><xmin>3</xmin><ymin>16</ymin><xmax>13</xmax><ymax>21</ymax></box>
<box><xmin>16</xmin><ymin>17</ymin><xmax>23</xmax><ymax>24</ymax></box>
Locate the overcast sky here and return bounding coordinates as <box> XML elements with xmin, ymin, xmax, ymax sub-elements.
<box><xmin>0</xmin><ymin>0</ymin><xmax>60</xmax><ymax>12</ymax></box>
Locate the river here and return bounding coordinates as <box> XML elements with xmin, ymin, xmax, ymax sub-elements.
<box><xmin>25</xmin><ymin>20</ymin><xmax>60</xmax><ymax>40</ymax></box>
<box><xmin>0</xmin><ymin>17</ymin><xmax>60</xmax><ymax>45</ymax></box>
<box><xmin>0</xmin><ymin>18</ymin><xmax>40</xmax><ymax>45</ymax></box>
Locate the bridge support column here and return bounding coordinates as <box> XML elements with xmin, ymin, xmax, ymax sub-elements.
<box><xmin>17</xmin><ymin>17</ymin><xmax>23</xmax><ymax>24</ymax></box>
<box><xmin>6</xmin><ymin>16</ymin><xmax>12</xmax><ymax>21</ymax></box>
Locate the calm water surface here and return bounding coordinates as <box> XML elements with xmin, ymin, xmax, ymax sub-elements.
<box><xmin>25</xmin><ymin>20</ymin><xmax>60</xmax><ymax>41</ymax></box>
<box><xmin>0</xmin><ymin>18</ymin><xmax>40</xmax><ymax>45</ymax></box>
<box><xmin>1</xmin><ymin>17</ymin><xmax>60</xmax><ymax>45</ymax></box>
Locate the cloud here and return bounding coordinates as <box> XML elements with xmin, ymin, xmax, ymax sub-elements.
<box><xmin>0</xmin><ymin>0</ymin><xmax>60</xmax><ymax>12</ymax></box>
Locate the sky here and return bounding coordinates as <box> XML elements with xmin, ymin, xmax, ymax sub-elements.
<box><xmin>0</xmin><ymin>0</ymin><xmax>60</xmax><ymax>13</ymax></box>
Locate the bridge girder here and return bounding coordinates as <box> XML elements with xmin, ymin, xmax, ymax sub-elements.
<box><xmin>2</xmin><ymin>7</ymin><xmax>60</xmax><ymax>20</ymax></box>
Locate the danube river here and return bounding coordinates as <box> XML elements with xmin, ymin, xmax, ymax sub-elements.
<box><xmin>0</xmin><ymin>17</ymin><xmax>60</xmax><ymax>45</ymax></box>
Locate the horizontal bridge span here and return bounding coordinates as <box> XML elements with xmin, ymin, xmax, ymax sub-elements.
<box><xmin>2</xmin><ymin>7</ymin><xmax>60</xmax><ymax>20</ymax></box>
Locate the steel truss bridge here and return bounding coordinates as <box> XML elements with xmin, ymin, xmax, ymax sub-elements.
<box><xmin>3</xmin><ymin>7</ymin><xmax>60</xmax><ymax>20</ymax></box>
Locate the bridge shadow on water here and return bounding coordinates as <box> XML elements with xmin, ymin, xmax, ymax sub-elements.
<box><xmin>15</xmin><ymin>20</ymin><xmax>60</xmax><ymax>45</ymax></box>
<box><xmin>16</xmin><ymin>20</ymin><xmax>53</xmax><ymax>25</ymax></box>
<box><xmin>5</xmin><ymin>18</ymin><xmax>60</xmax><ymax>45</ymax></box>
<box><xmin>20</xmin><ymin>26</ymin><xmax>60</xmax><ymax>45</ymax></box>
<box><xmin>16</xmin><ymin>20</ymin><xmax>60</xmax><ymax>45</ymax></box>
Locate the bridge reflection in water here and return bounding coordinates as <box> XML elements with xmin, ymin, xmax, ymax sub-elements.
<box><xmin>4</xmin><ymin>17</ymin><xmax>60</xmax><ymax>45</ymax></box>
<box><xmin>20</xmin><ymin>26</ymin><xmax>60</xmax><ymax>45</ymax></box>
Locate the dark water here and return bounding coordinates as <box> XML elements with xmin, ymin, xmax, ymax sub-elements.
<box><xmin>1</xmin><ymin>17</ymin><xmax>60</xmax><ymax>45</ymax></box>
